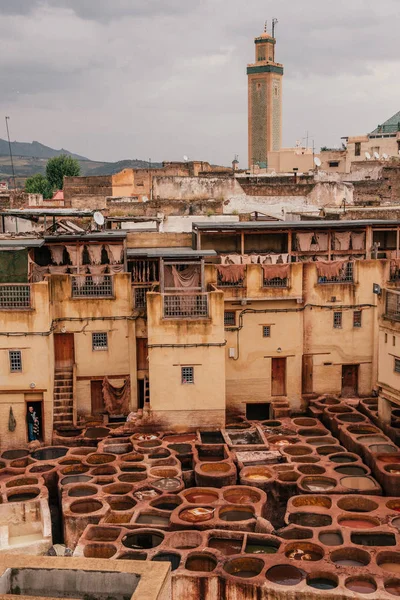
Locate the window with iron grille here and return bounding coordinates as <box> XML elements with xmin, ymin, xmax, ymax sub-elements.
<box><xmin>262</xmin><ymin>325</ymin><xmax>271</xmax><ymax>337</ymax></box>
<box><xmin>395</xmin><ymin>358</ymin><xmax>400</xmax><ymax>373</ymax></box>
<box><xmin>353</xmin><ymin>311</ymin><xmax>362</xmax><ymax>328</ymax></box>
<box><xmin>318</xmin><ymin>262</ymin><xmax>354</xmax><ymax>284</ymax></box>
<box><xmin>333</xmin><ymin>312</ymin><xmax>342</xmax><ymax>329</ymax></box>
<box><xmin>9</xmin><ymin>350</ymin><xmax>22</xmax><ymax>372</ymax></box>
<box><xmin>72</xmin><ymin>275</ymin><xmax>113</xmax><ymax>298</ymax></box>
<box><xmin>134</xmin><ymin>287</ymin><xmax>151</xmax><ymax>310</ymax></box>
<box><xmin>224</xmin><ymin>311</ymin><xmax>236</xmax><ymax>326</ymax></box>
<box><xmin>263</xmin><ymin>277</ymin><xmax>288</xmax><ymax>288</ymax></box>
<box><xmin>92</xmin><ymin>332</ymin><xmax>108</xmax><ymax>351</ymax></box>
<box><xmin>181</xmin><ymin>366</ymin><xmax>194</xmax><ymax>384</ymax></box>
<box><xmin>386</xmin><ymin>291</ymin><xmax>400</xmax><ymax>320</ymax></box>
<box><xmin>0</xmin><ymin>285</ymin><xmax>31</xmax><ymax>309</ymax></box>
<box><xmin>163</xmin><ymin>294</ymin><xmax>208</xmax><ymax>318</ymax></box>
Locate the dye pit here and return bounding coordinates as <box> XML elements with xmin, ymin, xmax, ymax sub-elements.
<box><xmin>2</xmin><ymin>395</ymin><xmax>400</xmax><ymax>598</ymax></box>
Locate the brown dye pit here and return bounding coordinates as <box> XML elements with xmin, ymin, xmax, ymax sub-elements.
<box><xmin>358</xmin><ymin>435</ymin><xmax>390</xmax><ymax>444</ymax></box>
<box><xmin>334</xmin><ymin>465</ymin><xmax>368</xmax><ymax>476</ymax></box>
<box><xmin>385</xmin><ymin>464</ymin><xmax>400</xmax><ymax>474</ymax></box>
<box><xmin>266</xmin><ymin>564</ymin><xmax>304</xmax><ymax>586</ymax></box>
<box><xmin>224</xmin><ymin>557</ymin><xmax>264</xmax><ymax>578</ymax></box>
<box><xmin>136</xmin><ymin>514</ymin><xmax>170</xmax><ymax>526</ymax></box>
<box><xmin>183</xmin><ymin>489</ymin><xmax>219</xmax><ymax>504</ymax></box>
<box><xmin>5</xmin><ymin>477</ymin><xmax>38</xmax><ymax>488</ymax></box>
<box><xmin>347</xmin><ymin>425</ymin><xmax>379</xmax><ymax>435</ymax></box>
<box><xmin>69</xmin><ymin>499</ymin><xmax>103</xmax><ymax>514</ymax></box>
<box><xmin>7</xmin><ymin>490</ymin><xmax>40</xmax><ymax>502</ymax></box>
<box><xmin>283</xmin><ymin>445</ymin><xmax>313</xmax><ymax>456</ymax></box>
<box><xmin>60</xmin><ymin>475</ymin><xmax>92</xmax><ymax>485</ymax></box>
<box><xmin>107</xmin><ymin>497</ymin><xmax>136</xmax><ymax>511</ymax></box>
<box><xmin>317</xmin><ymin>446</ymin><xmax>345</xmax><ymax>456</ymax></box>
<box><xmin>385</xmin><ymin>579</ymin><xmax>400</xmax><ymax>596</ymax></box>
<box><xmin>369</xmin><ymin>444</ymin><xmax>398</xmax><ymax>453</ymax></box>
<box><xmin>301</xmin><ymin>477</ymin><xmax>336</xmax><ymax>492</ymax></box>
<box><xmin>340</xmin><ymin>476</ymin><xmax>378</xmax><ymax>491</ymax></box>
<box><xmin>289</xmin><ymin>513</ymin><xmax>332</xmax><ymax>528</ymax></box>
<box><xmin>219</xmin><ymin>506</ymin><xmax>254</xmax><ymax>522</ymax></box>
<box><xmin>338</xmin><ymin>516</ymin><xmax>379</xmax><ymax>529</ymax></box>
<box><xmin>29</xmin><ymin>464</ymin><xmax>54</xmax><ymax>474</ymax></box>
<box><xmin>150</xmin><ymin>496</ymin><xmax>182</xmax><ymax>511</ymax></box>
<box><xmin>331</xmin><ymin>548</ymin><xmax>371</xmax><ymax>567</ymax></box>
<box><xmin>297</xmin><ymin>428</ymin><xmax>328</xmax><ymax>437</ymax></box>
<box><xmin>337</xmin><ymin>414</ymin><xmax>366</xmax><ymax>423</ymax></box>
<box><xmin>163</xmin><ymin>434</ymin><xmax>197</xmax><ymax>443</ymax></box>
<box><xmin>103</xmin><ymin>483</ymin><xmax>133</xmax><ymax>495</ymax></box>
<box><xmin>345</xmin><ymin>577</ymin><xmax>377</xmax><ymax>594</ymax></box>
<box><xmin>185</xmin><ymin>554</ymin><xmax>217</xmax><ymax>572</ymax></box>
<box><xmin>377</xmin><ymin>552</ymin><xmax>400</xmax><ymax>573</ymax></box>
<box><xmin>85</xmin><ymin>427</ymin><xmax>110</xmax><ymax>439</ymax></box>
<box><xmin>245</xmin><ymin>539</ymin><xmax>279</xmax><ymax>554</ymax></box>
<box><xmin>168</xmin><ymin>444</ymin><xmax>192</xmax><ymax>455</ymax></box>
<box><xmin>151</xmin><ymin>478</ymin><xmax>181</xmax><ymax>492</ymax></box>
<box><xmin>83</xmin><ymin>544</ymin><xmax>117</xmax><ymax>559</ymax></box>
<box><xmin>86</xmin><ymin>453</ymin><xmax>116</xmax><ymax>465</ymax></box>
<box><xmin>223</xmin><ymin>488</ymin><xmax>261</xmax><ymax>504</ymax></box>
<box><xmin>285</xmin><ymin>542</ymin><xmax>324</xmax><ymax>562</ymax></box>
<box><xmin>293</xmin><ymin>418</ymin><xmax>318</xmax><ymax>427</ymax></box>
<box><xmin>319</xmin><ymin>531</ymin><xmax>343</xmax><ymax>546</ymax></box>
<box><xmin>122</xmin><ymin>531</ymin><xmax>164</xmax><ymax>549</ymax></box>
<box><xmin>208</xmin><ymin>537</ymin><xmax>243</xmax><ymax>555</ymax></box>
<box><xmin>31</xmin><ymin>447</ymin><xmax>68</xmax><ymax>460</ymax></box>
<box><xmin>180</xmin><ymin>507</ymin><xmax>215</xmax><ymax>523</ymax></box>
<box><xmin>329</xmin><ymin>453</ymin><xmax>357</xmax><ymax>463</ymax></box>
<box><xmin>68</xmin><ymin>485</ymin><xmax>97</xmax><ymax>497</ymax></box>
<box><xmin>86</xmin><ymin>527</ymin><xmax>120</xmax><ymax>542</ymax></box>
<box><xmin>149</xmin><ymin>467</ymin><xmax>179</xmax><ymax>478</ymax></box>
<box><xmin>292</xmin><ymin>496</ymin><xmax>332</xmax><ymax>509</ymax></box>
<box><xmin>199</xmin><ymin>463</ymin><xmax>230</xmax><ymax>474</ymax></box>
<box><xmin>279</xmin><ymin>528</ymin><xmax>313</xmax><ymax>541</ymax></box>
<box><xmin>2</xmin><ymin>449</ymin><xmax>29</xmax><ymax>460</ymax></box>
<box><xmin>337</xmin><ymin>497</ymin><xmax>379</xmax><ymax>513</ymax></box>
<box><xmin>169</xmin><ymin>531</ymin><xmax>202</xmax><ymax>550</ymax></box>
<box><xmin>297</xmin><ymin>465</ymin><xmax>326</xmax><ymax>475</ymax></box>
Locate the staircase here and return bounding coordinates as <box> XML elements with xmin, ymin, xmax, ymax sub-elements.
<box><xmin>53</xmin><ymin>368</ymin><xmax>74</xmax><ymax>428</ymax></box>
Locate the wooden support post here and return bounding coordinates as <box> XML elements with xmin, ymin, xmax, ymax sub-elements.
<box><xmin>288</xmin><ymin>230</ymin><xmax>292</xmax><ymax>263</ymax></box>
<box><xmin>397</xmin><ymin>227</ymin><xmax>399</xmax><ymax>259</ymax></box>
<box><xmin>201</xmin><ymin>259</ymin><xmax>205</xmax><ymax>292</ymax></box>
<box><xmin>366</xmin><ymin>226</ymin><xmax>373</xmax><ymax>259</ymax></box>
<box><xmin>160</xmin><ymin>258</ymin><xmax>164</xmax><ymax>293</ymax></box>
<box><xmin>328</xmin><ymin>231</ymin><xmax>332</xmax><ymax>261</ymax></box>
<box><xmin>241</xmin><ymin>231</ymin><xmax>245</xmax><ymax>256</ymax></box>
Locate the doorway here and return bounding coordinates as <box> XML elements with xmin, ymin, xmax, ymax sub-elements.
<box><xmin>341</xmin><ymin>364</ymin><xmax>359</xmax><ymax>397</ymax></box>
<box><xmin>26</xmin><ymin>401</ymin><xmax>43</xmax><ymax>442</ymax></box>
<box><xmin>271</xmin><ymin>357</ymin><xmax>286</xmax><ymax>396</ymax></box>
<box><xmin>54</xmin><ymin>333</ymin><xmax>75</xmax><ymax>369</ymax></box>
<box><xmin>302</xmin><ymin>355</ymin><xmax>313</xmax><ymax>394</ymax></box>
<box><xmin>91</xmin><ymin>380</ymin><xmax>105</xmax><ymax>415</ymax></box>
<box><xmin>137</xmin><ymin>379</ymin><xmax>145</xmax><ymax>410</ymax></box>
<box><xmin>246</xmin><ymin>402</ymin><xmax>271</xmax><ymax>420</ymax></box>
<box><xmin>136</xmin><ymin>338</ymin><xmax>149</xmax><ymax>371</ymax></box>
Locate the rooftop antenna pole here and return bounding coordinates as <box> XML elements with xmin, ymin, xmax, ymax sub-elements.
<box><xmin>5</xmin><ymin>116</ymin><xmax>16</xmax><ymax>191</ymax></box>
<box><xmin>264</xmin><ymin>20</ymin><xmax>268</xmax><ymax>33</ymax></box>
<box><xmin>272</xmin><ymin>18</ymin><xmax>278</xmax><ymax>38</ymax></box>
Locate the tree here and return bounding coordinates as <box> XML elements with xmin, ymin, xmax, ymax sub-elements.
<box><xmin>46</xmin><ymin>154</ymin><xmax>80</xmax><ymax>190</ymax></box>
<box><xmin>25</xmin><ymin>174</ymin><xmax>54</xmax><ymax>199</ymax></box>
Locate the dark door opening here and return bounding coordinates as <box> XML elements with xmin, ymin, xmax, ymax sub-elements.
<box><xmin>246</xmin><ymin>403</ymin><xmax>271</xmax><ymax>420</ymax></box>
<box><xmin>342</xmin><ymin>364</ymin><xmax>359</xmax><ymax>397</ymax></box>
<box><xmin>271</xmin><ymin>357</ymin><xmax>287</xmax><ymax>396</ymax></box>
<box><xmin>91</xmin><ymin>380</ymin><xmax>105</xmax><ymax>415</ymax></box>
<box><xmin>137</xmin><ymin>379</ymin><xmax>145</xmax><ymax>410</ymax></box>
<box><xmin>26</xmin><ymin>401</ymin><xmax>43</xmax><ymax>442</ymax></box>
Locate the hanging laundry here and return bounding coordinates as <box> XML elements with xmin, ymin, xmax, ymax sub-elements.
<box><xmin>50</xmin><ymin>245</ymin><xmax>65</xmax><ymax>265</ymax></box>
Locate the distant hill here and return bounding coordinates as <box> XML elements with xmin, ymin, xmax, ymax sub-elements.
<box><xmin>0</xmin><ymin>138</ymin><xmax>88</xmax><ymax>161</ymax></box>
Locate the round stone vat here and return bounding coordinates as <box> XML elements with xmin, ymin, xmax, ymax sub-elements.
<box><xmin>61</xmin><ymin>475</ymin><xmax>92</xmax><ymax>486</ymax></box>
<box><xmin>219</xmin><ymin>505</ymin><xmax>254</xmax><ymax>522</ymax></box>
<box><xmin>300</xmin><ymin>476</ymin><xmax>336</xmax><ymax>492</ymax></box>
<box><xmin>69</xmin><ymin>499</ymin><xmax>103</xmax><ymax>515</ymax></box>
<box><xmin>297</xmin><ymin>465</ymin><xmax>326</xmax><ymax>475</ymax></box>
<box><xmin>86</xmin><ymin>453</ymin><xmax>116</xmax><ymax>465</ymax></box>
<box><xmin>163</xmin><ymin>433</ymin><xmax>197</xmax><ymax>443</ymax></box>
<box><xmin>380</xmin><ymin>455</ymin><xmax>400</xmax><ymax>464</ymax></box>
<box><xmin>337</xmin><ymin>497</ymin><xmax>378</xmax><ymax>513</ymax></box>
<box><xmin>67</xmin><ymin>485</ymin><xmax>97</xmax><ymax>497</ymax></box>
<box><xmin>61</xmin><ymin>464</ymin><xmax>90</xmax><ymax>476</ymax></box>
<box><xmin>307</xmin><ymin>573</ymin><xmax>338</xmax><ymax>591</ymax></box>
<box><xmin>317</xmin><ymin>446</ymin><xmax>345</xmax><ymax>456</ymax></box>
<box><xmin>357</xmin><ymin>434</ymin><xmax>390</xmax><ymax>444</ymax></box>
<box><xmin>347</xmin><ymin>425</ymin><xmax>379</xmax><ymax>435</ymax></box>
<box><xmin>291</xmin><ymin>495</ymin><xmax>332</xmax><ymax>509</ymax></box>
<box><xmin>118</xmin><ymin>473</ymin><xmax>147</xmax><ymax>483</ymax></box>
<box><xmin>107</xmin><ymin>497</ymin><xmax>136</xmax><ymax>511</ymax></box>
<box><xmin>370</xmin><ymin>444</ymin><xmax>398</xmax><ymax>453</ymax></box>
<box><xmin>122</xmin><ymin>530</ymin><xmax>164</xmax><ymax>550</ymax></box>
<box><xmin>224</xmin><ymin>557</ymin><xmax>264</xmax><ymax>579</ymax></box>
<box><xmin>121</xmin><ymin>452</ymin><xmax>145</xmax><ymax>463</ymax></box>
<box><xmin>149</xmin><ymin>450</ymin><xmax>171</xmax><ymax>460</ymax></box>
<box><xmin>136</xmin><ymin>440</ymin><xmax>162</xmax><ymax>450</ymax></box>
<box><xmin>283</xmin><ymin>445</ymin><xmax>313</xmax><ymax>457</ymax></box>
<box><xmin>334</xmin><ymin>465</ymin><xmax>368</xmax><ymax>476</ymax></box>
<box><xmin>285</xmin><ymin>542</ymin><xmax>324</xmax><ymax>562</ymax></box>
<box><xmin>266</xmin><ymin>564</ymin><xmax>304</xmax><ymax>586</ymax></box>
<box><xmin>168</xmin><ymin>531</ymin><xmax>203</xmax><ymax>550</ymax></box>
<box><xmin>179</xmin><ymin>507</ymin><xmax>215</xmax><ymax>524</ymax></box>
<box><xmin>338</xmin><ymin>515</ymin><xmax>379</xmax><ymax>529</ymax></box>
<box><xmin>150</xmin><ymin>496</ymin><xmax>182</xmax><ymax>511</ymax></box>
<box><xmin>261</xmin><ymin>420</ymin><xmax>282</xmax><ymax>428</ymax></box>
<box><xmin>7</xmin><ymin>488</ymin><xmax>40</xmax><ymax>502</ymax></box>
<box><xmin>293</xmin><ymin>418</ymin><xmax>318</xmax><ymax>427</ymax></box>
<box><xmin>268</xmin><ymin>436</ymin><xmax>298</xmax><ymax>448</ymax></box>
<box><xmin>318</xmin><ymin>531</ymin><xmax>343</xmax><ymax>546</ymax></box>
<box><xmin>103</xmin><ymin>443</ymin><xmax>133</xmax><ymax>455</ymax></box>
<box><xmin>329</xmin><ymin>453</ymin><xmax>358</xmax><ymax>464</ymax></box>
<box><xmin>326</xmin><ymin>405</ymin><xmax>353</xmax><ymax>414</ymax></box>
<box><xmin>289</xmin><ymin>513</ymin><xmax>332</xmax><ymax>528</ymax></box>
<box><xmin>149</xmin><ymin>467</ymin><xmax>180</xmax><ymax>478</ymax></box>
<box><xmin>91</xmin><ymin>465</ymin><xmax>117</xmax><ymax>476</ymax></box>
<box><xmin>29</xmin><ymin>464</ymin><xmax>55</xmax><ymax>474</ymax></box>
<box><xmin>5</xmin><ymin>477</ymin><xmax>38</xmax><ymax>488</ymax></box>
<box><xmin>340</xmin><ymin>476</ymin><xmax>379</xmax><ymax>492</ymax></box>
<box><xmin>31</xmin><ymin>447</ymin><xmax>68</xmax><ymax>461</ymax></box>
<box><xmin>120</xmin><ymin>464</ymin><xmax>146</xmax><ymax>473</ymax></box>
<box><xmin>183</xmin><ymin>489</ymin><xmax>219</xmax><ymax>504</ymax></box>
<box><xmin>58</xmin><ymin>458</ymin><xmax>81</xmax><ymax>466</ymax></box>
<box><xmin>345</xmin><ymin>576</ymin><xmax>377</xmax><ymax>594</ymax></box>
<box><xmin>240</xmin><ymin>466</ymin><xmax>273</xmax><ymax>482</ymax></box>
<box><xmin>298</xmin><ymin>428</ymin><xmax>328</xmax><ymax>437</ymax></box>
<box><xmin>278</xmin><ymin>527</ymin><xmax>313</xmax><ymax>541</ymax></box>
<box><xmin>331</xmin><ymin>548</ymin><xmax>371</xmax><ymax>566</ymax></box>
<box><xmin>185</xmin><ymin>553</ymin><xmax>217</xmax><ymax>572</ymax></box>
<box><xmin>86</xmin><ymin>527</ymin><xmax>120</xmax><ymax>542</ymax></box>
<box><xmin>2</xmin><ymin>449</ymin><xmax>29</xmax><ymax>460</ymax></box>
<box><xmin>168</xmin><ymin>444</ymin><xmax>192</xmax><ymax>455</ymax></box>
<box><xmin>277</xmin><ymin>471</ymin><xmax>300</xmax><ymax>483</ymax></box>
<box><xmin>209</xmin><ymin>537</ymin><xmax>243</xmax><ymax>555</ymax></box>
<box><xmin>222</xmin><ymin>487</ymin><xmax>261</xmax><ymax>504</ymax></box>
<box><xmin>291</xmin><ymin>456</ymin><xmax>320</xmax><ymax>464</ymax></box>
<box><xmin>84</xmin><ymin>427</ymin><xmax>110</xmax><ymax>439</ymax></box>
<box><xmin>83</xmin><ymin>544</ymin><xmax>117</xmax><ymax>559</ymax></box>
<box><xmin>103</xmin><ymin>483</ymin><xmax>133</xmax><ymax>496</ymax></box>
<box><xmin>337</xmin><ymin>413</ymin><xmax>366</xmax><ymax>423</ymax></box>
<box><xmin>199</xmin><ymin>463</ymin><xmax>231</xmax><ymax>474</ymax></box>
<box><xmin>387</xmin><ymin>500</ymin><xmax>400</xmax><ymax>512</ymax></box>
<box><xmin>385</xmin><ymin>579</ymin><xmax>400</xmax><ymax>596</ymax></box>
<box><xmin>385</xmin><ymin>464</ymin><xmax>400</xmax><ymax>475</ymax></box>
<box><xmin>151</xmin><ymin>478</ymin><xmax>182</xmax><ymax>493</ymax></box>
<box><xmin>152</xmin><ymin>553</ymin><xmax>181</xmax><ymax>571</ymax></box>
<box><xmin>10</xmin><ymin>458</ymin><xmax>34</xmax><ymax>469</ymax></box>
<box><xmin>305</xmin><ymin>437</ymin><xmax>337</xmax><ymax>447</ymax></box>
<box><xmin>377</xmin><ymin>551</ymin><xmax>400</xmax><ymax>574</ymax></box>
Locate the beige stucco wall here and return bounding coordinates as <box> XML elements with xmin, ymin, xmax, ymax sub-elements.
<box><xmin>147</xmin><ymin>290</ymin><xmax>226</xmax><ymax>429</ymax></box>
<box><xmin>347</xmin><ymin>134</ymin><xmax>400</xmax><ymax>171</ymax></box>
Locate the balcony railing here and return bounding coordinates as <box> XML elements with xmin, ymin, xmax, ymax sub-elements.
<box><xmin>386</xmin><ymin>290</ymin><xmax>400</xmax><ymax>321</ymax></box>
<box><xmin>318</xmin><ymin>262</ymin><xmax>354</xmax><ymax>285</ymax></box>
<box><xmin>263</xmin><ymin>277</ymin><xmax>288</xmax><ymax>288</ymax></box>
<box><xmin>71</xmin><ymin>275</ymin><xmax>113</xmax><ymax>298</ymax></box>
<box><xmin>0</xmin><ymin>284</ymin><xmax>31</xmax><ymax>309</ymax></box>
<box><xmin>163</xmin><ymin>293</ymin><xmax>209</xmax><ymax>319</ymax></box>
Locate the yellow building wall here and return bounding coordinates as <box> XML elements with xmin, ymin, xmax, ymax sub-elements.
<box><xmin>147</xmin><ymin>290</ymin><xmax>226</xmax><ymax>429</ymax></box>
<box><xmin>0</xmin><ymin>283</ymin><xmax>53</xmax><ymax>449</ymax></box>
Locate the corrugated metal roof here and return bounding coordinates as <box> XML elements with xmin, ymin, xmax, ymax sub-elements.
<box><xmin>1</xmin><ymin>209</ymin><xmax>95</xmax><ymax>218</ymax></box>
<box><xmin>193</xmin><ymin>219</ymin><xmax>400</xmax><ymax>231</ymax></box>
<box><xmin>44</xmin><ymin>231</ymin><xmax>127</xmax><ymax>242</ymax></box>
<box><xmin>0</xmin><ymin>238</ymin><xmax>45</xmax><ymax>249</ymax></box>
<box><xmin>127</xmin><ymin>247</ymin><xmax>216</xmax><ymax>258</ymax></box>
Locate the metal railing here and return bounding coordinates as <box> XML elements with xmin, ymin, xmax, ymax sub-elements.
<box><xmin>163</xmin><ymin>293</ymin><xmax>209</xmax><ymax>319</ymax></box>
<box><xmin>71</xmin><ymin>275</ymin><xmax>113</xmax><ymax>298</ymax></box>
<box><xmin>0</xmin><ymin>284</ymin><xmax>31</xmax><ymax>309</ymax></box>
<box><xmin>217</xmin><ymin>276</ymin><xmax>245</xmax><ymax>288</ymax></box>
<box><xmin>390</xmin><ymin>266</ymin><xmax>400</xmax><ymax>282</ymax></box>
<box><xmin>318</xmin><ymin>262</ymin><xmax>354</xmax><ymax>284</ymax></box>
<box><xmin>386</xmin><ymin>290</ymin><xmax>400</xmax><ymax>321</ymax></box>
<box><xmin>263</xmin><ymin>277</ymin><xmax>289</xmax><ymax>288</ymax></box>
<box><xmin>133</xmin><ymin>286</ymin><xmax>153</xmax><ymax>310</ymax></box>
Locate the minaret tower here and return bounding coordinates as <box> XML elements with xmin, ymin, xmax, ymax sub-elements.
<box><xmin>247</xmin><ymin>20</ymin><xmax>284</xmax><ymax>168</ymax></box>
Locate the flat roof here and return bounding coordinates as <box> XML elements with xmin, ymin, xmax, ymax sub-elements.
<box><xmin>127</xmin><ymin>247</ymin><xmax>216</xmax><ymax>258</ymax></box>
<box><xmin>0</xmin><ymin>238</ymin><xmax>45</xmax><ymax>249</ymax></box>
<box><xmin>193</xmin><ymin>219</ymin><xmax>400</xmax><ymax>231</ymax></box>
<box><xmin>0</xmin><ymin>209</ymin><xmax>95</xmax><ymax>218</ymax></box>
<box><xmin>44</xmin><ymin>231</ymin><xmax>127</xmax><ymax>242</ymax></box>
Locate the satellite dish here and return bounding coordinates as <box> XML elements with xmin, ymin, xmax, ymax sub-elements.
<box><xmin>373</xmin><ymin>152</ymin><xmax>380</xmax><ymax>160</ymax></box>
<box><xmin>382</xmin><ymin>153</ymin><xmax>388</xmax><ymax>160</ymax></box>
<box><xmin>314</xmin><ymin>157</ymin><xmax>322</xmax><ymax>167</ymax></box>
<box><xmin>365</xmin><ymin>152</ymin><xmax>371</xmax><ymax>160</ymax></box>
<box><xmin>94</xmin><ymin>211</ymin><xmax>105</xmax><ymax>226</ymax></box>
<box><xmin>183</xmin><ymin>155</ymin><xmax>189</xmax><ymax>162</ymax></box>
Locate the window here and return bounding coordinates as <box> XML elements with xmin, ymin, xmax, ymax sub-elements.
<box><xmin>9</xmin><ymin>350</ymin><xmax>22</xmax><ymax>372</ymax></box>
<box><xmin>224</xmin><ymin>311</ymin><xmax>236</xmax><ymax>326</ymax></box>
<box><xmin>395</xmin><ymin>358</ymin><xmax>400</xmax><ymax>373</ymax></box>
<box><xmin>329</xmin><ymin>161</ymin><xmax>340</xmax><ymax>168</ymax></box>
<box><xmin>385</xmin><ymin>333</ymin><xmax>388</xmax><ymax>343</ymax></box>
<box><xmin>181</xmin><ymin>366</ymin><xmax>194</xmax><ymax>384</ymax></box>
<box><xmin>394</xmin><ymin>336</ymin><xmax>396</xmax><ymax>347</ymax></box>
<box><xmin>92</xmin><ymin>332</ymin><xmax>108</xmax><ymax>351</ymax></box>
<box><xmin>353</xmin><ymin>311</ymin><xmax>362</xmax><ymax>328</ymax></box>
<box><xmin>262</xmin><ymin>325</ymin><xmax>271</xmax><ymax>337</ymax></box>
<box><xmin>333</xmin><ymin>312</ymin><xmax>342</xmax><ymax>329</ymax></box>
<box><xmin>355</xmin><ymin>142</ymin><xmax>361</xmax><ymax>157</ymax></box>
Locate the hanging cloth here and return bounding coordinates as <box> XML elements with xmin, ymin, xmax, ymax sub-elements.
<box><xmin>280</xmin><ymin>253</ymin><xmax>289</xmax><ymax>264</ymax></box>
<box><xmin>216</xmin><ymin>265</ymin><xmax>245</xmax><ymax>284</ymax></box>
<box><xmin>50</xmin><ymin>246</ymin><xmax>65</xmax><ymax>265</ymax></box>
<box><xmin>296</xmin><ymin>233</ymin><xmax>314</xmax><ymax>252</ymax></box>
<box><xmin>90</xmin><ymin>265</ymin><xmax>106</xmax><ymax>285</ymax></box>
<box><xmin>31</xmin><ymin>265</ymin><xmax>49</xmax><ymax>282</ymax></box>
<box><xmin>66</xmin><ymin>245</ymin><xmax>78</xmax><ymax>266</ymax></box>
<box><xmin>262</xmin><ymin>255</ymin><xmax>272</xmax><ymax>264</ymax></box>
<box><xmin>270</xmin><ymin>254</ymin><xmax>280</xmax><ymax>264</ymax></box>
<box><xmin>351</xmin><ymin>232</ymin><xmax>365</xmax><ymax>251</ymax></box>
<box><xmin>226</xmin><ymin>254</ymin><xmax>242</xmax><ymax>265</ymax></box>
<box><xmin>241</xmin><ymin>255</ymin><xmax>251</xmax><ymax>265</ymax></box>
<box><xmin>102</xmin><ymin>376</ymin><xmax>131</xmax><ymax>415</ymax></box>
<box><xmin>49</xmin><ymin>266</ymin><xmax>67</xmax><ymax>274</ymax></box>
<box><xmin>316</xmin><ymin>260</ymin><xmax>346</xmax><ymax>278</ymax></box>
<box><xmin>315</xmin><ymin>233</ymin><xmax>329</xmax><ymax>251</ymax></box>
<box><xmin>220</xmin><ymin>255</ymin><xmax>229</xmax><ymax>265</ymax></box>
<box><xmin>87</xmin><ymin>244</ymin><xmax>103</xmax><ymax>265</ymax></box>
<box><xmin>8</xmin><ymin>407</ymin><xmax>16</xmax><ymax>432</ymax></box>
<box><xmin>171</xmin><ymin>265</ymin><xmax>200</xmax><ymax>290</ymax></box>
<box><xmin>75</xmin><ymin>275</ymin><xmax>87</xmax><ymax>289</ymax></box>
<box><xmin>108</xmin><ymin>264</ymin><xmax>124</xmax><ymax>274</ymax></box>
<box><xmin>250</xmin><ymin>255</ymin><xmax>260</xmax><ymax>264</ymax></box>
<box><xmin>334</xmin><ymin>231</ymin><xmax>351</xmax><ymax>250</ymax></box>
<box><xmin>107</xmin><ymin>244</ymin><xmax>123</xmax><ymax>264</ymax></box>
<box><xmin>262</xmin><ymin>264</ymin><xmax>290</xmax><ymax>280</ymax></box>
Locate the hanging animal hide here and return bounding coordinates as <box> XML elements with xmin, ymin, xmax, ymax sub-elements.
<box><xmin>102</xmin><ymin>377</ymin><xmax>131</xmax><ymax>415</ymax></box>
<box><xmin>50</xmin><ymin>246</ymin><xmax>65</xmax><ymax>265</ymax></box>
<box><xmin>216</xmin><ymin>265</ymin><xmax>245</xmax><ymax>283</ymax></box>
<box><xmin>316</xmin><ymin>260</ymin><xmax>346</xmax><ymax>278</ymax></box>
<box><xmin>262</xmin><ymin>264</ymin><xmax>290</xmax><ymax>280</ymax></box>
<box><xmin>8</xmin><ymin>407</ymin><xmax>16</xmax><ymax>432</ymax></box>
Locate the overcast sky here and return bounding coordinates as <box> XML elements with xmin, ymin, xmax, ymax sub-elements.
<box><xmin>0</xmin><ymin>0</ymin><xmax>399</xmax><ymax>166</ymax></box>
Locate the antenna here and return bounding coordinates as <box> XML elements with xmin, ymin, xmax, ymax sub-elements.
<box><xmin>272</xmin><ymin>18</ymin><xmax>278</xmax><ymax>38</ymax></box>
<box><xmin>4</xmin><ymin>117</ymin><xmax>16</xmax><ymax>191</ymax></box>
<box><xmin>373</xmin><ymin>151</ymin><xmax>380</xmax><ymax>160</ymax></box>
<box><xmin>365</xmin><ymin>151</ymin><xmax>371</xmax><ymax>160</ymax></box>
<box><xmin>93</xmin><ymin>211</ymin><xmax>105</xmax><ymax>227</ymax></box>
<box><xmin>314</xmin><ymin>157</ymin><xmax>322</xmax><ymax>168</ymax></box>
<box><xmin>264</xmin><ymin>20</ymin><xmax>268</xmax><ymax>33</ymax></box>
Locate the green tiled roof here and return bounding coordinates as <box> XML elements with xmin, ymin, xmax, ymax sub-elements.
<box><xmin>370</xmin><ymin>111</ymin><xmax>400</xmax><ymax>135</ymax></box>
